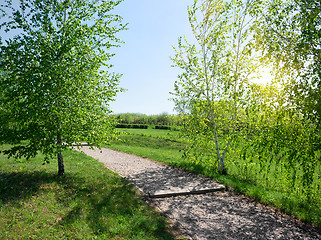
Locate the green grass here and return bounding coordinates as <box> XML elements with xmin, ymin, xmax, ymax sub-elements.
<box><xmin>107</xmin><ymin>128</ymin><xmax>185</xmax><ymax>164</ymax></box>
<box><xmin>107</xmin><ymin>128</ymin><xmax>321</xmax><ymax>228</ymax></box>
<box><xmin>119</xmin><ymin>128</ymin><xmax>183</xmax><ymax>142</ymax></box>
<box><xmin>0</xmin><ymin>144</ymin><xmax>174</xmax><ymax>240</ymax></box>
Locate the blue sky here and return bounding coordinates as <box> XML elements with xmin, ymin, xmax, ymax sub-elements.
<box><xmin>110</xmin><ymin>0</ymin><xmax>195</xmax><ymax>115</ymax></box>
<box><xmin>1</xmin><ymin>0</ymin><xmax>272</xmax><ymax>115</ymax></box>
<box><xmin>0</xmin><ymin>0</ymin><xmax>195</xmax><ymax>115</ymax></box>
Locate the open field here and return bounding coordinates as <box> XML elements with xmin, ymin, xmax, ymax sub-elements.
<box><xmin>107</xmin><ymin>128</ymin><xmax>185</xmax><ymax>165</ymax></box>
<box><xmin>1</xmin><ymin>127</ymin><xmax>319</xmax><ymax>239</ymax></box>
<box><xmin>107</xmin><ymin>128</ymin><xmax>321</xmax><ymax>228</ymax></box>
<box><xmin>0</xmin><ymin>144</ymin><xmax>174</xmax><ymax>240</ymax></box>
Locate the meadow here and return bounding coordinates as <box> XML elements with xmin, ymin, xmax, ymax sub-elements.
<box><xmin>1</xmin><ymin>126</ymin><xmax>320</xmax><ymax>239</ymax></box>
<box><xmin>0</xmin><ymin>144</ymin><xmax>174</xmax><ymax>240</ymax></box>
<box><xmin>107</xmin><ymin>128</ymin><xmax>321</xmax><ymax>228</ymax></box>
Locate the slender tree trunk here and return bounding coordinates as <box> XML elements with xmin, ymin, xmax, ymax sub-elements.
<box><xmin>214</xmin><ymin>127</ymin><xmax>227</xmax><ymax>175</ymax></box>
<box><xmin>57</xmin><ymin>133</ymin><xmax>64</xmax><ymax>176</ymax></box>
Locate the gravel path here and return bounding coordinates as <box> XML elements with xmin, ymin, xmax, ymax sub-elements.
<box><xmin>78</xmin><ymin>146</ymin><xmax>321</xmax><ymax>240</ymax></box>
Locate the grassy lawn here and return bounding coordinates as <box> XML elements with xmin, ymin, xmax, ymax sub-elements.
<box><xmin>0</xmin><ymin>144</ymin><xmax>174</xmax><ymax>240</ymax></box>
<box><xmin>107</xmin><ymin>128</ymin><xmax>185</xmax><ymax>164</ymax></box>
<box><xmin>107</xmin><ymin>128</ymin><xmax>321</xmax><ymax>228</ymax></box>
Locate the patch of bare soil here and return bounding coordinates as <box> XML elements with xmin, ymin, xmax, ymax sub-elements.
<box><xmin>78</xmin><ymin>146</ymin><xmax>321</xmax><ymax>240</ymax></box>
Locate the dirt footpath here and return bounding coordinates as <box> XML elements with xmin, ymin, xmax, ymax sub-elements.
<box><xmin>78</xmin><ymin>146</ymin><xmax>321</xmax><ymax>240</ymax></box>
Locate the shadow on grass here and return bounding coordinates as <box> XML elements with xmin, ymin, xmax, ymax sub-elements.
<box><xmin>0</xmin><ymin>171</ymin><xmax>173</xmax><ymax>239</ymax></box>
<box><xmin>0</xmin><ymin>171</ymin><xmax>60</xmax><ymax>204</ymax></box>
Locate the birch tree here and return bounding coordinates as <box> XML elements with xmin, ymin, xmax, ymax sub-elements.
<box><xmin>0</xmin><ymin>0</ymin><xmax>126</xmax><ymax>175</ymax></box>
<box><xmin>171</xmin><ymin>0</ymin><xmax>259</xmax><ymax>174</ymax></box>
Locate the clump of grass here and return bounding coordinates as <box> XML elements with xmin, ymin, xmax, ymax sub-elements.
<box><xmin>0</xmin><ymin>146</ymin><xmax>174</xmax><ymax>239</ymax></box>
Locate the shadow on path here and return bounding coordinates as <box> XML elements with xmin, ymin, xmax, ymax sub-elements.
<box><xmin>128</xmin><ymin>166</ymin><xmax>223</xmax><ymax>194</ymax></box>
<box><xmin>151</xmin><ymin>191</ymin><xmax>321</xmax><ymax>240</ymax></box>
<box><xmin>127</xmin><ymin>167</ymin><xmax>321</xmax><ymax>239</ymax></box>
<box><xmin>80</xmin><ymin>146</ymin><xmax>321</xmax><ymax>240</ymax></box>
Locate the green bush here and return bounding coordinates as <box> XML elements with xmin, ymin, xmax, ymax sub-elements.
<box><xmin>116</xmin><ymin>124</ymin><xmax>148</xmax><ymax>129</ymax></box>
<box><xmin>155</xmin><ymin>125</ymin><xmax>171</xmax><ymax>130</ymax></box>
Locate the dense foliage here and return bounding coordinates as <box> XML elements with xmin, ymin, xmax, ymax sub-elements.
<box><xmin>171</xmin><ymin>0</ymin><xmax>320</xmax><ymax>203</ymax></box>
<box><xmin>0</xmin><ymin>0</ymin><xmax>126</xmax><ymax>174</ymax></box>
<box><xmin>255</xmin><ymin>0</ymin><xmax>320</xmax><ymax>126</ymax></box>
<box><xmin>243</xmin><ymin>0</ymin><xmax>321</xmax><ymax>202</ymax></box>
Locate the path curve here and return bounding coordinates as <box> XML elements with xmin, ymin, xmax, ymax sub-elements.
<box><xmin>78</xmin><ymin>146</ymin><xmax>321</xmax><ymax>240</ymax></box>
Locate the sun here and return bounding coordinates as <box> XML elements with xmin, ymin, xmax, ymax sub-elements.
<box><xmin>251</xmin><ymin>66</ymin><xmax>274</xmax><ymax>85</ymax></box>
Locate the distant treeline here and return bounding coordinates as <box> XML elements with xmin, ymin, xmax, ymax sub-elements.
<box><xmin>113</xmin><ymin>112</ymin><xmax>182</xmax><ymax>127</ymax></box>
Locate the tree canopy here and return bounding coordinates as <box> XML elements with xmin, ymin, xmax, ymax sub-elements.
<box><xmin>0</xmin><ymin>0</ymin><xmax>126</xmax><ymax>175</ymax></box>
<box><xmin>255</xmin><ymin>0</ymin><xmax>320</xmax><ymax>124</ymax></box>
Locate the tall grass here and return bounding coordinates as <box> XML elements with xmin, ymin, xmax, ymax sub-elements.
<box><xmin>0</xmin><ymin>144</ymin><xmax>174</xmax><ymax>240</ymax></box>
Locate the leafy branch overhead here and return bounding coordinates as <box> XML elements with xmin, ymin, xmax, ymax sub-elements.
<box><xmin>0</xmin><ymin>0</ymin><xmax>127</xmax><ymax>175</ymax></box>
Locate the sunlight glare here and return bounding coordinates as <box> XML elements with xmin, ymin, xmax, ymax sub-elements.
<box><xmin>252</xmin><ymin>66</ymin><xmax>274</xmax><ymax>85</ymax></box>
